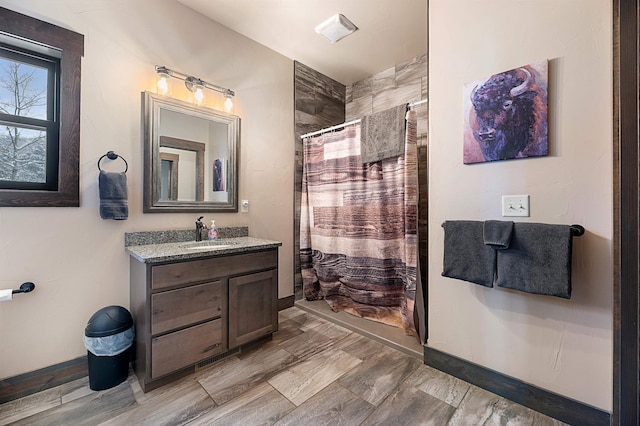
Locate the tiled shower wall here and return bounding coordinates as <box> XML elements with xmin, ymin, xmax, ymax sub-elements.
<box><xmin>293</xmin><ymin>55</ymin><xmax>428</xmax><ymax>301</ymax></box>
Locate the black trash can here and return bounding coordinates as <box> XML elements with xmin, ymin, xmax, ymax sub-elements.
<box><xmin>84</xmin><ymin>305</ymin><xmax>134</xmax><ymax>391</ymax></box>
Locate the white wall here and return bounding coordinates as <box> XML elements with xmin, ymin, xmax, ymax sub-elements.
<box><xmin>0</xmin><ymin>0</ymin><xmax>294</xmax><ymax>378</ymax></box>
<box><xmin>429</xmin><ymin>0</ymin><xmax>612</xmax><ymax>410</ymax></box>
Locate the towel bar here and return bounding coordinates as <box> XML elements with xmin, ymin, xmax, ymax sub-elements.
<box><xmin>98</xmin><ymin>151</ymin><xmax>128</xmax><ymax>173</ymax></box>
<box><xmin>12</xmin><ymin>282</ymin><xmax>35</xmax><ymax>294</ymax></box>
<box><xmin>440</xmin><ymin>221</ymin><xmax>585</xmax><ymax>237</ymax></box>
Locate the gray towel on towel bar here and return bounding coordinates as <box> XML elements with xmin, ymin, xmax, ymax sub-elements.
<box><xmin>483</xmin><ymin>220</ymin><xmax>514</xmax><ymax>249</ymax></box>
<box><xmin>360</xmin><ymin>104</ymin><xmax>406</xmax><ymax>163</ymax></box>
<box><xmin>495</xmin><ymin>223</ymin><xmax>572</xmax><ymax>298</ymax></box>
<box><xmin>99</xmin><ymin>171</ymin><xmax>128</xmax><ymax>220</ymax></box>
<box><xmin>442</xmin><ymin>221</ymin><xmax>495</xmax><ymax>287</ymax></box>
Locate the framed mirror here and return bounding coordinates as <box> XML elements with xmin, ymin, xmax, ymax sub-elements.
<box><xmin>142</xmin><ymin>91</ymin><xmax>239</xmax><ymax>212</ymax></box>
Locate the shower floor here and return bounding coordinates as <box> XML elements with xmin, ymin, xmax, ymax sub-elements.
<box><xmin>295</xmin><ymin>299</ymin><xmax>423</xmax><ymax>359</ymax></box>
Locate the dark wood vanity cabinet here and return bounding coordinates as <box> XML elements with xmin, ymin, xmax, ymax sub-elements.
<box><xmin>130</xmin><ymin>248</ymin><xmax>278</xmax><ymax>392</ymax></box>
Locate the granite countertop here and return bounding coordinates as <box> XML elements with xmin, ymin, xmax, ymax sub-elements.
<box><xmin>127</xmin><ymin>236</ymin><xmax>282</xmax><ymax>264</ymax></box>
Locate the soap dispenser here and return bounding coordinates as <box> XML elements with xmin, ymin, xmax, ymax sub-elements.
<box><xmin>208</xmin><ymin>220</ymin><xmax>218</xmax><ymax>240</ymax></box>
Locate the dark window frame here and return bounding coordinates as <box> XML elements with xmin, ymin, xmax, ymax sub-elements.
<box><xmin>0</xmin><ymin>42</ymin><xmax>61</xmax><ymax>190</ymax></box>
<box><xmin>0</xmin><ymin>6</ymin><xmax>83</xmax><ymax>207</ymax></box>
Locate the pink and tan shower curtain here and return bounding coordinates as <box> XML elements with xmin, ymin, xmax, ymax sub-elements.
<box><xmin>300</xmin><ymin>109</ymin><xmax>420</xmax><ymax>339</ymax></box>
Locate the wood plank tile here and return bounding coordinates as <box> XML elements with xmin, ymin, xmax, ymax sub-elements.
<box><xmin>403</xmin><ymin>364</ymin><xmax>470</xmax><ymax>407</ymax></box>
<box><xmin>448</xmin><ymin>386</ymin><xmax>568</xmax><ymax>426</ymax></box>
<box><xmin>268</xmin><ymin>348</ymin><xmax>362</xmax><ymax>406</ymax></box>
<box><xmin>198</xmin><ymin>346</ymin><xmax>298</xmax><ymax>405</ymax></box>
<box><xmin>278</xmin><ymin>306</ymin><xmax>306</xmax><ymax>321</ymax></box>
<box><xmin>338</xmin><ymin>346</ymin><xmax>422</xmax><ymax>405</ymax></box>
<box><xmin>187</xmin><ymin>382</ymin><xmax>293</xmax><ymax>425</ymax></box>
<box><xmin>371</xmin><ymin>66</ymin><xmax>396</xmax><ymax>94</ymax></box>
<box><xmin>278</xmin><ymin>322</ymin><xmax>352</xmax><ymax>360</ymax></box>
<box><xmin>275</xmin><ymin>382</ymin><xmax>373</xmax><ymax>426</ymax></box>
<box><xmin>10</xmin><ymin>381</ymin><xmax>135</xmax><ymax>426</ymax></box>
<box><xmin>346</xmin><ymin>95</ymin><xmax>372</xmax><ymax>121</ymax></box>
<box><xmin>363</xmin><ymin>384</ymin><xmax>455</xmax><ymax>425</ymax></box>
<box><xmin>294</xmin><ymin>314</ymin><xmax>330</xmax><ymax>332</ymax></box>
<box><xmin>100</xmin><ymin>381</ymin><xmax>214</xmax><ymax>426</ymax></box>
<box><xmin>307</xmin><ymin>320</ymin><xmax>352</xmax><ymax>340</ymax></box>
<box><xmin>332</xmin><ymin>333</ymin><xmax>385</xmax><ymax>360</ymax></box>
<box><xmin>59</xmin><ymin>376</ymin><xmax>93</xmax><ymax>404</ymax></box>
<box><xmin>372</xmin><ymin>81</ymin><xmax>422</xmax><ymax>114</ymax></box>
<box><xmin>268</xmin><ymin>318</ymin><xmax>305</xmax><ymax>345</ymax></box>
<box><xmin>395</xmin><ymin>54</ymin><xmax>427</xmax><ymax>86</ymax></box>
<box><xmin>0</xmin><ymin>387</ymin><xmax>60</xmax><ymax>425</ymax></box>
<box><xmin>351</xmin><ymin>76</ymin><xmax>373</xmax><ymax>100</ymax></box>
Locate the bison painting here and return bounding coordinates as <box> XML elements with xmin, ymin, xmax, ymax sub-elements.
<box><xmin>463</xmin><ymin>61</ymin><xmax>548</xmax><ymax>164</ymax></box>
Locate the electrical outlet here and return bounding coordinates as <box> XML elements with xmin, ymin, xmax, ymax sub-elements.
<box><xmin>241</xmin><ymin>199</ymin><xmax>249</xmax><ymax>213</ymax></box>
<box><xmin>502</xmin><ymin>195</ymin><xmax>529</xmax><ymax>217</ymax></box>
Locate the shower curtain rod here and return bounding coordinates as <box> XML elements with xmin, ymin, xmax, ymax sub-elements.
<box><xmin>300</xmin><ymin>99</ymin><xmax>427</xmax><ymax>139</ymax></box>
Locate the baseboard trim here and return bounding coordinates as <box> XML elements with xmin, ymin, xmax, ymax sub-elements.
<box><xmin>0</xmin><ymin>356</ymin><xmax>88</xmax><ymax>404</ymax></box>
<box><xmin>278</xmin><ymin>295</ymin><xmax>295</xmax><ymax>311</ymax></box>
<box><xmin>423</xmin><ymin>346</ymin><xmax>610</xmax><ymax>425</ymax></box>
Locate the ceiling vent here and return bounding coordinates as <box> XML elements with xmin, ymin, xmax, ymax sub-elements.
<box><xmin>314</xmin><ymin>13</ymin><xmax>358</xmax><ymax>43</ymax></box>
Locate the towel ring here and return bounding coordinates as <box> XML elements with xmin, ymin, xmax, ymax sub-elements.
<box><xmin>98</xmin><ymin>151</ymin><xmax>128</xmax><ymax>173</ymax></box>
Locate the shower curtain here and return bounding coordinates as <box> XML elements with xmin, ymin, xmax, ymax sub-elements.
<box><xmin>300</xmin><ymin>109</ymin><xmax>420</xmax><ymax>339</ymax></box>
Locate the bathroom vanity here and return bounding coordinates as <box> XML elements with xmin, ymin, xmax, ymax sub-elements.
<box><xmin>127</xmin><ymin>235</ymin><xmax>281</xmax><ymax>392</ymax></box>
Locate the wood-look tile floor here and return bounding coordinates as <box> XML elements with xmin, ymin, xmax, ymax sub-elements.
<box><xmin>0</xmin><ymin>307</ymin><xmax>567</xmax><ymax>425</ymax></box>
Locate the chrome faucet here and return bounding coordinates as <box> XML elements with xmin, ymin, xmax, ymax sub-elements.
<box><xmin>195</xmin><ymin>216</ymin><xmax>205</xmax><ymax>241</ymax></box>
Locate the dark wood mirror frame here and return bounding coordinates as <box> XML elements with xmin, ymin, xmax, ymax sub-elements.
<box><xmin>0</xmin><ymin>7</ymin><xmax>83</xmax><ymax>207</ymax></box>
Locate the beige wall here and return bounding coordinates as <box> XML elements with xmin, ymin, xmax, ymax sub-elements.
<box><xmin>0</xmin><ymin>0</ymin><xmax>294</xmax><ymax>378</ymax></box>
<box><xmin>429</xmin><ymin>0</ymin><xmax>612</xmax><ymax>410</ymax></box>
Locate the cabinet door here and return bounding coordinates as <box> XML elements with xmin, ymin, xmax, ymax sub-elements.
<box><xmin>228</xmin><ymin>269</ymin><xmax>278</xmax><ymax>348</ymax></box>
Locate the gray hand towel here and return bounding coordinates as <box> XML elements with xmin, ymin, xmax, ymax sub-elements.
<box><xmin>442</xmin><ymin>221</ymin><xmax>496</xmax><ymax>287</ymax></box>
<box><xmin>496</xmin><ymin>223</ymin><xmax>572</xmax><ymax>298</ymax></box>
<box><xmin>360</xmin><ymin>104</ymin><xmax>407</xmax><ymax>163</ymax></box>
<box><xmin>483</xmin><ymin>220</ymin><xmax>514</xmax><ymax>249</ymax></box>
<box><xmin>99</xmin><ymin>171</ymin><xmax>128</xmax><ymax>220</ymax></box>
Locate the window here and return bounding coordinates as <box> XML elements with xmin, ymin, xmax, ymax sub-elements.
<box><xmin>0</xmin><ymin>42</ymin><xmax>60</xmax><ymax>190</ymax></box>
<box><xmin>0</xmin><ymin>7</ymin><xmax>83</xmax><ymax>207</ymax></box>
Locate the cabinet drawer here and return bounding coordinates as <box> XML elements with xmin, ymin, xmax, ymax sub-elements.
<box><xmin>151</xmin><ymin>281</ymin><xmax>223</xmax><ymax>336</ymax></box>
<box><xmin>151</xmin><ymin>319</ymin><xmax>223</xmax><ymax>379</ymax></box>
<box><xmin>151</xmin><ymin>249</ymin><xmax>278</xmax><ymax>290</ymax></box>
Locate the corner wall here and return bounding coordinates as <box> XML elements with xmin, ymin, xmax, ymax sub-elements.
<box><xmin>428</xmin><ymin>0</ymin><xmax>612</xmax><ymax>410</ymax></box>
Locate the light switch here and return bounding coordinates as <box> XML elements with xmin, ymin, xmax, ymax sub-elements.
<box><xmin>241</xmin><ymin>200</ymin><xmax>249</xmax><ymax>213</ymax></box>
<box><xmin>502</xmin><ymin>195</ymin><xmax>529</xmax><ymax>217</ymax></box>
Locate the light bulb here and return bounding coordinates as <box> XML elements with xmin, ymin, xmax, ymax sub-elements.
<box><xmin>224</xmin><ymin>96</ymin><xmax>233</xmax><ymax>112</ymax></box>
<box><xmin>194</xmin><ymin>86</ymin><xmax>204</xmax><ymax>104</ymax></box>
<box><xmin>157</xmin><ymin>75</ymin><xmax>168</xmax><ymax>95</ymax></box>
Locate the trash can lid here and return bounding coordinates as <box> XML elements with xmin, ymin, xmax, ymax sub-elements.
<box><xmin>85</xmin><ymin>305</ymin><xmax>133</xmax><ymax>337</ymax></box>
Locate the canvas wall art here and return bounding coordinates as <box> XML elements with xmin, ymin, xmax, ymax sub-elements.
<box><xmin>463</xmin><ymin>60</ymin><xmax>548</xmax><ymax>164</ymax></box>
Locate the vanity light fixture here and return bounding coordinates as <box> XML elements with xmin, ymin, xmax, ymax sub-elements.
<box><xmin>314</xmin><ymin>13</ymin><xmax>358</xmax><ymax>43</ymax></box>
<box><xmin>155</xmin><ymin>65</ymin><xmax>235</xmax><ymax>109</ymax></box>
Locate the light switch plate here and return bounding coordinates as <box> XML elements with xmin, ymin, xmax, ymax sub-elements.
<box><xmin>241</xmin><ymin>199</ymin><xmax>249</xmax><ymax>213</ymax></box>
<box><xmin>502</xmin><ymin>195</ymin><xmax>529</xmax><ymax>217</ymax></box>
